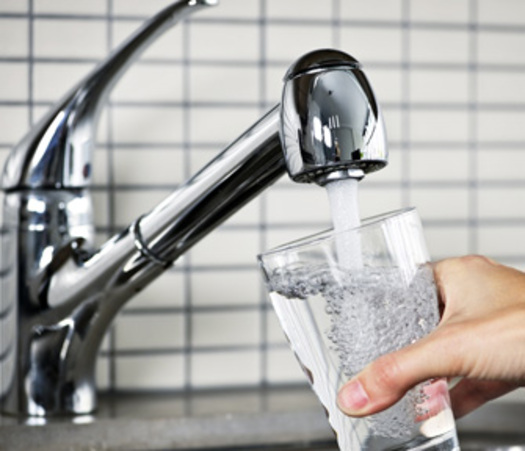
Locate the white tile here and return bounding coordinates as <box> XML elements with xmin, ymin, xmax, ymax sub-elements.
<box><xmin>266</xmin><ymin>0</ymin><xmax>332</xmax><ymax>19</ymax></box>
<box><xmin>266</xmin><ymin>311</ymin><xmax>289</xmax><ymax>345</ymax></box>
<box><xmin>190</xmin><ymin>229</ymin><xmax>259</xmax><ymax>266</ymax></box>
<box><xmin>266</xmin><ymin>348</ymin><xmax>304</xmax><ymax>384</ymax></box>
<box><xmin>0</xmin><ymin>310</ymin><xmax>15</xmax><ymax>356</ymax></box>
<box><xmin>266</xmin><ymin>24</ymin><xmax>333</xmax><ymax>63</ymax></box>
<box><xmin>424</xmin><ymin>226</ymin><xmax>470</xmax><ymax>259</ymax></box>
<box><xmin>190</xmin><ymin>106</ymin><xmax>260</xmax><ymax>143</ymax></box>
<box><xmin>410</xmin><ymin>29</ymin><xmax>469</xmax><ymax>64</ymax></box>
<box><xmin>111</xmin><ymin>22</ymin><xmax>184</xmax><ymax>60</ymax></box>
<box><xmin>188</xmin><ymin>148</ymin><xmax>221</xmax><ymax>175</ymax></box>
<box><xmin>113</xmin><ymin>189</ymin><xmax>171</xmax><ymax>226</ymax></box>
<box><xmin>34</xmin><ymin>19</ymin><xmax>107</xmax><ymax>59</ymax></box>
<box><xmin>410</xmin><ymin>0</ymin><xmax>469</xmax><ymax>23</ymax></box>
<box><xmin>0</xmin><ymin>1</ymin><xmax>28</xmax><ymax>13</ymax></box>
<box><xmin>477</xmin><ymin>111</ymin><xmax>525</xmax><ymax>142</ymax></box>
<box><xmin>478</xmin><ymin>0</ymin><xmax>525</xmax><ymax>25</ymax></box>
<box><xmin>92</xmin><ymin>146</ymin><xmax>110</xmax><ymax>185</ymax></box>
<box><xmin>95</xmin><ymin>355</ymin><xmax>109</xmax><ymax>390</ymax></box>
<box><xmin>478</xmin><ymin>31</ymin><xmax>525</xmax><ymax>65</ymax></box>
<box><xmin>112</xmin><ymin>0</ymin><xmax>174</xmax><ymax>16</ymax></box>
<box><xmin>0</xmin><ymin>19</ymin><xmax>28</xmax><ymax>58</ymax></box>
<box><xmin>265</xmin><ymin>186</ymin><xmax>331</xmax><ymax>225</ymax></box>
<box><xmin>34</xmin><ymin>0</ymin><xmax>107</xmax><ymax>14</ymax></box>
<box><xmin>411</xmin><ymin>188</ymin><xmax>469</xmax><ymax>221</ymax></box>
<box><xmin>409</xmin><ymin>110</ymin><xmax>469</xmax><ymax>143</ymax></box>
<box><xmin>0</xmin><ymin>63</ymin><xmax>28</xmax><ymax>101</ymax></box>
<box><xmin>371</xmin><ymin>161</ymin><xmax>401</xmax><ymax>185</ymax></box>
<box><xmin>189</xmin><ymin>65</ymin><xmax>259</xmax><ymax>103</ymax></box>
<box><xmin>111</xmin><ymin>64</ymin><xmax>184</xmax><ymax>102</ymax></box>
<box><xmin>190</xmin><ymin>23</ymin><xmax>259</xmax><ymax>62</ymax></box>
<box><xmin>340</xmin><ymin>0</ymin><xmax>403</xmax><ymax>21</ymax></box>
<box><xmin>409</xmin><ymin>149</ymin><xmax>469</xmax><ymax>182</ymax></box>
<box><xmin>477</xmin><ymin>71</ymin><xmax>525</xmax><ymax>105</ymax></box>
<box><xmin>192</xmin><ymin>310</ymin><xmax>260</xmax><ymax>347</ymax></box>
<box><xmin>382</xmin><ymin>107</ymin><xmax>402</xmax><ymax>143</ymax></box>
<box><xmin>113</xmin><ymin>148</ymin><xmax>185</xmax><ymax>185</ymax></box>
<box><xmin>340</xmin><ymin>27</ymin><xmax>403</xmax><ymax>63</ymax></box>
<box><xmin>95</xmin><ymin>108</ymin><xmax>109</xmax><ymax>145</ymax></box>
<box><xmin>409</xmin><ymin>69</ymin><xmax>469</xmax><ymax>104</ymax></box>
<box><xmin>0</xmin><ymin>106</ymin><xmax>29</xmax><ymax>144</ymax></box>
<box><xmin>115</xmin><ymin>313</ymin><xmax>185</xmax><ymax>349</ymax></box>
<box><xmin>478</xmin><ymin>226</ymin><xmax>525</xmax><ymax>257</ymax></box>
<box><xmin>91</xmin><ymin>190</ymin><xmax>109</xmax><ymax>228</ymax></box>
<box><xmin>116</xmin><ymin>354</ymin><xmax>185</xmax><ymax>389</ymax></box>
<box><xmin>191</xmin><ymin>270</ymin><xmax>260</xmax><ymax>307</ymax></box>
<box><xmin>111</xmin><ymin>106</ymin><xmax>184</xmax><ymax>144</ymax></box>
<box><xmin>265</xmin><ymin>64</ymin><xmax>289</xmax><ymax>105</ymax></box>
<box><xmin>477</xmin><ymin>149</ymin><xmax>525</xmax><ymax>181</ymax></box>
<box><xmin>373</xmin><ymin>145</ymin><xmax>402</xmax><ymax>183</ymax></box>
<box><xmin>478</xmin><ymin>187</ymin><xmax>525</xmax><ymax>219</ymax></box>
<box><xmin>358</xmin><ymin>186</ymin><xmax>403</xmax><ymax>219</ymax></box>
<box><xmin>365</xmin><ymin>67</ymin><xmax>403</xmax><ymax>105</ymax></box>
<box><xmin>94</xmin><ymin>231</ymin><xmax>111</xmax><ymax>249</ymax></box>
<box><xmin>0</xmin><ymin>148</ymin><xmax>10</xmax><ymax>171</ymax></box>
<box><xmin>127</xmin><ymin>270</ymin><xmax>186</xmax><ymax>309</ymax></box>
<box><xmin>99</xmin><ymin>330</ymin><xmax>111</xmax><ymax>353</ymax></box>
<box><xmin>264</xmin><ymin>226</ymin><xmax>324</xmax><ymax>251</ymax></box>
<box><xmin>33</xmin><ymin>62</ymin><xmax>96</xmax><ymax>103</ymax></box>
<box><xmin>191</xmin><ymin>350</ymin><xmax>260</xmax><ymax>387</ymax></box>
<box><xmin>198</xmin><ymin>0</ymin><xmax>258</xmax><ymax>19</ymax></box>
<box><xmin>28</xmin><ymin>105</ymin><xmax>47</xmax><ymax>124</ymax></box>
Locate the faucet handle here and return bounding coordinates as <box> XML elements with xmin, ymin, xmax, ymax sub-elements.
<box><xmin>280</xmin><ymin>49</ymin><xmax>388</xmax><ymax>185</ymax></box>
<box><xmin>0</xmin><ymin>0</ymin><xmax>218</xmax><ymax>191</ymax></box>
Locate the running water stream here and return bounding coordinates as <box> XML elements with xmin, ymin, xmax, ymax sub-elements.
<box><xmin>325</xmin><ymin>178</ymin><xmax>362</xmax><ymax>269</ymax></box>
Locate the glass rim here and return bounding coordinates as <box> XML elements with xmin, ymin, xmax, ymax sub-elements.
<box><xmin>258</xmin><ymin>206</ymin><xmax>417</xmax><ymax>260</ymax></box>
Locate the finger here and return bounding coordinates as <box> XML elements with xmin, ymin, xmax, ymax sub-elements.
<box><xmin>449</xmin><ymin>378</ymin><xmax>519</xmax><ymax>419</ymax></box>
<box><xmin>337</xmin><ymin>326</ymin><xmax>464</xmax><ymax>417</ymax></box>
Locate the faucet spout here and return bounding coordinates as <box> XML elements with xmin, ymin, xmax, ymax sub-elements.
<box><xmin>0</xmin><ymin>1</ymin><xmax>387</xmax><ymax>417</ymax></box>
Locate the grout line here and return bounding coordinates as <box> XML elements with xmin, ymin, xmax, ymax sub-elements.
<box><xmin>4</xmin><ymin>10</ymin><xmax>525</xmax><ymax>35</ymax></box>
<box><xmin>106</xmin><ymin>0</ymin><xmax>117</xmax><ymax>394</ymax></box>
<box><xmin>27</xmin><ymin>0</ymin><xmax>34</xmax><ymax>127</ymax></box>
<box><xmin>257</xmin><ymin>0</ymin><xmax>269</xmax><ymax>388</ymax></box>
<box><xmin>182</xmin><ymin>17</ymin><xmax>193</xmax><ymax>392</ymax></box>
<box><xmin>5</xmin><ymin>99</ymin><xmax>525</xmax><ymax>113</ymax></box>
<box><xmin>468</xmin><ymin>0</ymin><xmax>479</xmax><ymax>255</ymax></box>
<box><xmin>400</xmin><ymin>0</ymin><xmax>411</xmax><ymax>208</ymax></box>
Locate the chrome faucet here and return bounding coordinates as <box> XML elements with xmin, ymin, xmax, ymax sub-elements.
<box><xmin>0</xmin><ymin>0</ymin><xmax>387</xmax><ymax>417</ymax></box>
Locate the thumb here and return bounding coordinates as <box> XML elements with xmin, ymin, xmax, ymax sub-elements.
<box><xmin>337</xmin><ymin>328</ymin><xmax>459</xmax><ymax>417</ymax></box>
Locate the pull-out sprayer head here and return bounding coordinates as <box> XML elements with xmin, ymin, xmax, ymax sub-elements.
<box><xmin>280</xmin><ymin>49</ymin><xmax>388</xmax><ymax>186</ymax></box>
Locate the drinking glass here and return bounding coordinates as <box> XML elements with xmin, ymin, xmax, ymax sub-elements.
<box><xmin>258</xmin><ymin>208</ymin><xmax>460</xmax><ymax>451</ymax></box>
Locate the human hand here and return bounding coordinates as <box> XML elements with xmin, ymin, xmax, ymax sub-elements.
<box><xmin>337</xmin><ymin>255</ymin><xmax>525</xmax><ymax>419</ymax></box>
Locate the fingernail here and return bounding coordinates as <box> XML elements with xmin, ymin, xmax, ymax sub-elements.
<box><xmin>338</xmin><ymin>379</ymin><xmax>369</xmax><ymax>412</ymax></box>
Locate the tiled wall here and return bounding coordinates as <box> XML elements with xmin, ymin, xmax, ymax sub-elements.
<box><xmin>1</xmin><ymin>0</ymin><xmax>525</xmax><ymax>393</ymax></box>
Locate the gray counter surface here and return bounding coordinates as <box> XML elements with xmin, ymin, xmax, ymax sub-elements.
<box><xmin>0</xmin><ymin>386</ymin><xmax>524</xmax><ymax>450</ymax></box>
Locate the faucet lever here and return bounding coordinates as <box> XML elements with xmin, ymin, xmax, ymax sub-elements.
<box><xmin>1</xmin><ymin>0</ymin><xmax>218</xmax><ymax>191</ymax></box>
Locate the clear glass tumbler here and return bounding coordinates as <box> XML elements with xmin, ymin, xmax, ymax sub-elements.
<box><xmin>258</xmin><ymin>208</ymin><xmax>460</xmax><ymax>451</ymax></box>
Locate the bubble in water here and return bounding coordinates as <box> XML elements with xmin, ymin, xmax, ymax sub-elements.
<box><xmin>269</xmin><ymin>263</ymin><xmax>440</xmax><ymax>440</ymax></box>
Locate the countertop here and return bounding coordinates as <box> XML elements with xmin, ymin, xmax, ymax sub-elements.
<box><xmin>0</xmin><ymin>386</ymin><xmax>524</xmax><ymax>450</ymax></box>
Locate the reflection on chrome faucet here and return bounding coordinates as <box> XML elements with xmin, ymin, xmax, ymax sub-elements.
<box><xmin>0</xmin><ymin>0</ymin><xmax>387</xmax><ymax>417</ymax></box>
